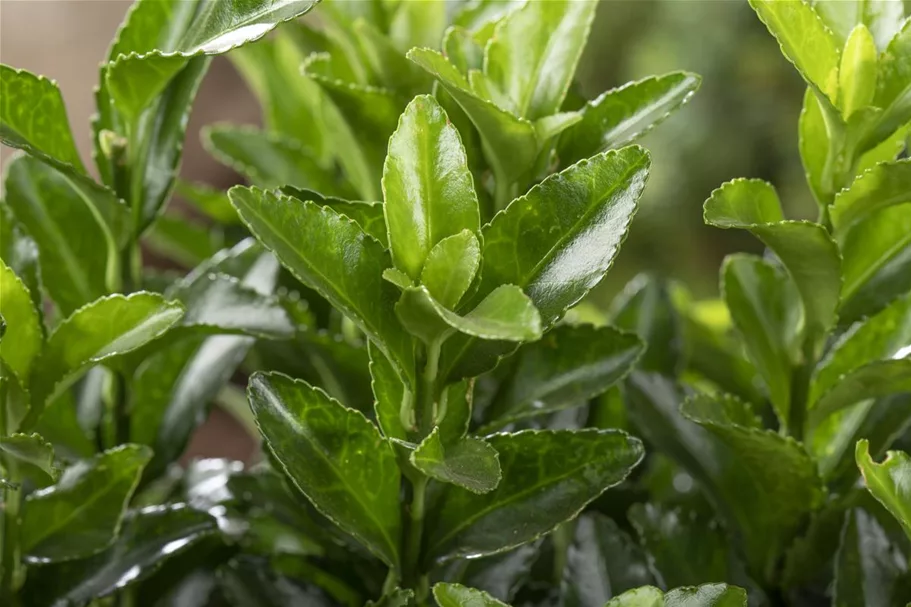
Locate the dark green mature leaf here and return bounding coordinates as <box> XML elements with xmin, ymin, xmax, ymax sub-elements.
<box><xmin>705</xmin><ymin>179</ymin><xmax>841</xmax><ymax>344</ymax></box>
<box><xmin>558</xmin><ymin>72</ymin><xmax>701</xmax><ymax>167</ymax></box>
<box><xmin>484</xmin><ymin>325</ymin><xmax>643</xmax><ymax>429</ymax></box>
<box><xmin>484</xmin><ymin>0</ymin><xmax>597</xmax><ymax>119</ymax></box>
<box><xmin>218</xmin><ymin>556</ymin><xmax>336</xmax><ymax>607</ymax></box>
<box><xmin>396</xmin><ymin>285</ymin><xmax>542</xmax><ymax>344</ymax></box>
<box><xmin>230</xmin><ymin>187</ymin><xmax>414</xmax><ymax>382</ymax></box>
<box><xmin>839</xmin><ymin>204</ymin><xmax>911</xmax><ymax>310</ymax></box>
<box><xmin>426</xmin><ymin>429</ymin><xmax>644</xmax><ymax>562</ymax></box>
<box><xmin>0</xmin><ymin>257</ymin><xmax>41</xmax><ymax>384</ymax></box>
<box><xmin>451</xmin><ymin>542</ymin><xmax>540</xmax><ymax>603</ymax></box>
<box><xmin>412</xmin><ymin>429</ymin><xmax>501</xmax><ymax>494</ymax></box>
<box><xmin>4</xmin><ymin>155</ymin><xmax>111</xmax><ymax>314</ymax></box>
<box><xmin>605</xmin><ymin>584</ymin><xmax>747</xmax><ymax>607</ymax></box>
<box><xmin>478</xmin><ymin>146</ymin><xmax>649</xmax><ymax>326</ymax></box>
<box><xmin>681</xmin><ymin>394</ymin><xmax>825</xmax><ymax>580</ymax></box>
<box><xmin>0</xmin><ymin>204</ymin><xmax>42</xmax><ymax>317</ymax></box>
<box><xmin>144</xmin><ymin>212</ymin><xmax>222</xmax><ymax>267</ymax></box>
<box><xmin>834</xmin><ymin>508</ymin><xmax>911</xmax><ymax>607</ymax></box>
<box><xmin>175</xmin><ymin>179</ymin><xmax>239</xmax><ymax>224</ymax></box>
<box><xmin>561</xmin><ymin>513</ymin><xmax>655</xmax><ymax>607</ymax></box>
<box><xmin>383</xmin><ymin>95</ymin><xmax>480</xmax><ymax>280</ymax></box>
<box><xmin>421</xmin><ymin>230</ymin><xmax>481</xmax><ymax>310</ymax></box>
<box><xmin>407</xmin><ymin>48</ymin><xmax>539</xmax><ymax>185</ymax></box>
<box><xmin>203</xmin><ymin>125</ymin><xmax>340</xmax><ymax>193</ymax></box>
<box><xmin>434</xmin><ymin>583</ymin><xmax>508</xmax><ymax>607</ymax></box>
<box><xmin>856</xmin><ymin>439</ymin><xmax>911</xmax><ymax>540</ymax></box>
<box><xmin>610</xmin><ymin>274</ymin><xmax>682</xmax><ymax>376</ymax></box>
<box><xmin>831</xmin><ymin>159</ymin><xmax>911</xmax><ymax>230</ymax></box>
<box><xmin>24</xmin><ymin>504</ymin><xmax>218</xmax><ymax>605</ymax></box>
<box><xmin>26</xmin><ymin>293</ymin><xmax>184</xmax><ymax>427</ymax></box>
<box><xmin>748</xmin><ymin>0</ymin><xmax>840</xmax><ymax>103</ymax></box>
<box><xmin>248</xmin><ymin>372</ymin><xmax>402</xmax><ymax>569</ymax></box>
<box><xmin>281</xmin><ymin>186</ymin><xmax>389</xmax><ymax>246</ymax></box>
<box><xmin>369</xmin><ymin>341</ymin><xmax>408</xmax><ymax>441</ymax></box>
<box><xmin>22</xmin><ymin>444</ymin><xmax>151</xmax><ymax>563</ymax></box>
<box><xmin>0</xmin><ymin>433</ymin><xmax>56</xmax><ymax>481</ymax></box>
<box><xmin>814</xmin><ymin>0</ymin><xmax>904</xmax><ymax>50</ymax></box>
<box><xmin>721</xmin><ymin>254</ymin><xmax>801</xmax><ymax>423</ymax></box>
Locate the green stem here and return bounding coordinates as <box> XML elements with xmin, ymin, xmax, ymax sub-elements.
<box><xmin>493</xmin><ymin>172</ymin><xmax>516</xmax><ymax>213</ymax></box>
<box><xmin>417</xmin><ymin>340</ymin><xmax>442</xmax><ymax>437</ymax></box>
<box><xmin>786</xmin><ymin>350</ymin><xmax>814</xmax><ymax>441</ymax></box>
<box><xmin>403</xmin><ymin>475</ymin><xmax>428</xmax><ymax>602</ymax></box>
<box><xmin>113</xmin><ymin>372</ymin><xmax>131</xmax><ymax>446</ymax></box>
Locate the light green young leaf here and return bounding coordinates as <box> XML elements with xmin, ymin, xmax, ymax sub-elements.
<box><xmin>22</xmin><ymin>444</ymin><xmax>152</xmax><ymax>563</ymax></box>
<box><xmin>811</xmin><ymin>359</ymin><xmax>911</xmax><ymax>427</ymax></box>
<box><xmin>354</xmin><ymin>19</ymin><xmax>429</xmax><ymax>95</ymax></box>
<box><xmin>411</xmin><ymin>428</ymin><xmax>501</xmax><ymax>494</ymax></box>
<box><xmin>426</xmin><ymin>429</ymin><xmax>644</xmax><ymax>562</ymax></box>
<box><xmin>203</xmin><ymin>125</ymin><xmax>341</xmax><ymax>194</ymax></box>
<box><xmin>605</xmin><ymin>584</ymin><xmax>747</xmax><ymax>607</ymax></box>
<box><xmin>838</xmin><ymin>204</ymin><xmax>911</xmax><ymax>308</ymax></box>
<box><xmin>248</xmin><ymin>372</ymin><xmax>402</xmax><ymax>569</ymax></box>
<box><xmin>383</xmin><ymin>95</ymin><xmax>480</xmax><ymax>280</ymax></box>
<box><xmin>483</xmin><ymin>325</ymin><xmax>644</xmax><ymax>429</ymax></box>
<box><xmin>799</xmin><ymin>88</ymin><xmax>830</xmax><ymax>206</ymax></box>
<box><xmin>388</xmin><ymin>0</ymin><xmax>446</xmax><ymax>51</ymax></box>
<box><xmin>407</xmin><ymin>48</ymin><xmax>540</xmax><ymax>185</ymax></box>
<box><xmin>830</xmin><ymin>159</ymin><xmax>911</xmax><ymax>231</ymax></box>
<box><xmin>748</xmin><ymin>0</ymin><xmax>841</xmax><ymax>103</ymax></box>
<box><xmin>814</xmin><ymin>0</ymin><xmax>904</xmax><ymax>51</ymax></box>
<box><xmin>834</xmin><ymin>508</ymin><xmax>911</xmax><ymax>607</ymax></box>
<box><xmin>443</xmin><ymin>26</ymin><xmax>484</xmax><ymax>75</ymax></box>
<box><xmin>421</xmin><ymin>230</ymin><xmax>481</xmax><ymax>310</ymax></box>
<box><xmin>0</xmin><ymin>205</ymin><xmax>42</xmax><ymax>318</ymax></box>
<box><xmin>396</xmin><ymin>285</ymin><xmax>542</xmax><ymax>344</ymax></box>
<box><xmin>705</xmin><ymin>179</ymin><xmax>842</xmax><ymax>344</ymax></box>
<box><xmin>484</xmin><ymin>0</ymin><xmax>597</xmax><ymax>119</ymax></box>
<box><xmin>0</xmin><ymin>258</ymin><xmax>41</xmax><ymax>384</ymax></box>
<box><xmin>856</xmin><ymin>439</ymin><xmax>911</xmax><ymax>541</ymax></box>
<box><xmin>27</xmin><ymin>293</ymin><xmax>185</xmax><ymax>427</ymax></box>
<box><xmin>873</xmin><ymin>21</ymin><xmax>911</xmax><ymax>120</ymax></box>
<box><xmin>175</xmin><ymin>179</ymin><xmax>239</xmax><ymax>224</ymax></box>
<box><xmin>838</xmin><ymin>25</ymin><xmax>878</xmax><ymax>118</ymax></box>
<box><xmin>229</xmin><ymin>187</ymin><xmax>414</xmax><ymax>384</ymax></box>
<box><xmin>433</xmin><ymin>583</ymin><xmax>508</xmax><ymax>607</ymax></box>
<box><xmin>558</xmin><ymin>72</ymin><xmax>701</xmax><ymax>168</ymax></box>
<box><xmin>0</xmin><ymin>433</ymin><xmax>57</xmax><ymax>481</ymax></box>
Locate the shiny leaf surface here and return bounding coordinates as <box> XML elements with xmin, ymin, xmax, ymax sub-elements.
<box><xmin>421</xmin><ymin>230</ymin><xmax>481</xmax><ymax>310</ymax></box>
<box><xmin>411</xmin><ymin>429</ymin><xmax>501</xmax><ymax>494</ymax></box>
<box><xmin>856</xmin><ymin>439</ymin><xmax>911</xmax><ymax>540</ymax></box>
<box><xmin>0</xmin><ymin>257</ymin><xmax>41</xmax><ymax>384</ymax></box>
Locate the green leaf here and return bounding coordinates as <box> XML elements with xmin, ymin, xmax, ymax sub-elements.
<box><xmin>354</xmin><ymin>19</ymin><xmax>429</xmax><ymax>95</ymax></box>
<box><xmin>367</xmin><ymin>588</ymin><xmax>415</xmax><ymax>607</ymax></box>
<box><xmin>22</xmin><ymin>444</ymin><xmax>151</xmax><ymax>562</ymax></box>
<box><xmin>426</xmin><ymin>428</ymin><xmax>644</xmax><ymax>562</ymax></box>
<box><xmin>838</xmin><ymin>25</ymin><xmax>878</xmax><ymax>118</ymax></box>
<box><xmin>369</xmin><ymin>341</ymin><xmax>408</xmax><ymax>441</ymax></box>
<box><xmin>0</xmin><ymin>65</ymin><xmax>85</xmax><ymax>171</ymax></box>
<box><xmin>873</xmin><ymin>21</ymin><xmax>911</xmax><ymax>128</ymax></box>
<box><xmin>814</xmin><ymin>0</ymin><xmax>904</xmax><ymax>51</ymax></box>
<box><xmin>681</xmin><ymin>393</ymin><xmax>825</xmax><ymax>580</ymax></box>
<box><xmin>433</xmin><ymin>583</ymin><xmax>509</xmax><ymax>607</ymax></box>
<box><xmin>561</xmin><ymin>513</ymin><xmax>656</xmax><ymax>606</ymax></box>
<box><xmin>610</xmin><ymin>274</ymin><xmax>683</xmax><ymax>376</ymax></box>
<box><xmin>27</xmin><ymin>293</ymin><xmax>184</xmax><ymax>426</ymax></box>
<box><xmin>281</xmin><ymin>186</ymin><xmax>388</xmax><ymax>247</ymax></box>
<box><xmin>0</xmin><ymin>257</ymin><xmax>41</xmax><ymax>383</ymax></box>
<box><xmin>421</xmin><ymin>230</ymin><xmax>481</xmax><ymax>309</ymax></box>
<box><xmin>831</xmin><ymin>159</ymin><xmax>911</xmax><ymax>231</ymax></box>
<box><xmin>383</xmin><ymin>95</ymin><xmax>480</xmax><ymax>281</ymax></box>
<box><xmin>388</xmin><ymin>0</ymin><xmax>446</xmax><ymax>51</ymax></box>
<box><xmin>799</xmin><ymin>88</ymin><xmax>830</xmax><ymax>206</ymax></box>
<box><xmin>397</xmin><ymin>285</ymin><xmax>542</xmax><ymax>345</ymax></box>
<box><xmin>144</xmin><ymin>212</ymin><xmax>222</xmax><ymax>268</ymax></box>
<box><xmin>443</xmin><ymin>26</ymin><xmax>484</xmax><ymax>75</ymax></box>
<box><xmin>748</xmin><ymin>0</ymin><xmax>840</xmax><ymax>103</ymax></box>
<box><xmin>0</xmin><ymin>205</ymin><xmax>42</xmax><ymax>318</ymax></box>
<box><xmin>23</xmin><ymin>504</ymin><xmax>218</xmax><ymax>605</ymax></box>
<box><xmin>407</xmin><ymin>48</ymin><xmax>539</xmax><ymax>185</ymax></box>
<box><xmin>411</xmin><ymin>428</ymin><xmax>501</xmax><ymax>494</ymax></box>
<box><xmin>248</xmin><ymin>372</ymin><xmax>402</xmax><ymax>569</ymax></box>
<box><xmin>0</xmin><ymin>433</ymin><xmax>57</xmax><ymax>481</ymax></box>
<box><xmin>558</xmin><ymin>72</ymin><xmax>701</xmax><ymax>167</ymax></box>
<box><xmin>484</xmin><ymin>0</ymin><xmax>597</xmax><ymax>119</ymax></box>
<box><xmin>605</xmin><ymin>584</ymin><xmax>747</xmax><ymax>607</ymax></box>
<box><xmin>721</xmin><ymin>254</ymin><xmax>802</xmax><ymax>423</ymax></box>
<box><xmin>856</xmin><ymin>439</ymin><xmax>911</xmax><ymax>540</ymax></box>
<box><xmin>203</xmin><ymin>125</ymin><xmax>341</xmax><ymax>193</ymax></box>
<box><xmin>705</xmin><ymin>179</ymin><xmax>841</xmax><ymax>344</ymax></box>
<box><xmin>229</xmin><ymin>187</ymin><xmax>414</xmax><ymax>384</ymax></box>
<box><xmin>834</xmin><ymin>508</ymin><xmax>911</xmax><ymax>607</ymax></box>
<box><xmin>483</xmin><ymin>325</ymin><xmax>644</xmax><ymax>429</ymax></box>
<box><xmin>3</xmin><ymin>154</ymin><xmax>112</xmax><ymax>314</ymax></box>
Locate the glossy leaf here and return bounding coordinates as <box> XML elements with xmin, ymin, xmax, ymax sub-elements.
<box><xmin>561</xmin><ymin>513</ymin><xmax>655</xmax><ymax>606</ymax></box>
<box><xmin>830</xmin><ymin>159</ymin><xmax>911</xmax><ymax>231</ymax></box>
<box><xmin>0</xmin><ymin>257</ymin><xmax>41</xmax><ymax>383</ymax></box>
<box><xmin>705</xmin><ymin>179</ymin><xmax>841</xmax><ymax>344</ymax></box>
<box><xmin>229</xmin><ymin>187</ymin><xmax>414</xmax><ymax>383</ymax></box>
<box><xmin>834</xmin><ymin>508</ymin><xmax>911</xmax><ymax>607</ymax></box>
<box><xmin>856</xmin><ymin>439</ymin><xmax>911</xmax><ymax>540</ymax></box>
<box><xmin>22</xmin><ymin>445</ymin><xmax>151</xmax><ymax>563</ymax></box>
<box><xmin>748</xmin><ymin>0</ymin><xmax>840</xmax><ymax>103</ymax></box>
<box><xmin>814</xmin><ymin>0</ymin><xmax>904</xmax><ymax>51</ymax></box>
<box><xmin>610</xmin><ymin>274</ymin><xmax>683</xmax><ymax>376</ymax></box>
<box><xmin>3</xmin><ymin>155</ymin><xmax>111</xmax><ymax>314</ymax></box>
<box><xmin>873</xmin><ymin>21</ymin><xmax>911</xmax><ymax>137</ymax></box>
<box><xmin>0</xmin><ymin>205</ymin><xmax>42</xmax><ymax>317</ymax></box>
<box><xmin>369</xmin><ymin>341</ymin><xmax>408</xmax><ymax>441</ymax></box>
<box><xmin>421</xmin><ymin>230</ymin><xmax>481</xmax><ymax>309</ymax></box>
<box><xmin>721</xmin><ymin>254</ymin><xmax>801</xmax><ymax>423</ymax></box>
<box><xmin>24</xmin><ymin>504</ymin><xmax>218</xmax><ymax>605</ymax></box>
<box><xmin>799</xmin><ymin>88</ymin><xmax>830</xmax><ymax>205</ymax></box>
<box><xmin>27</xmin><ymin>293</ymin><xmax>184</xmax><ymax>426</ymax></box>
<box><xmin>383</xmin><ymin>95</ymin><xmax>480</xmax><ymax>280</ymax></box>
<box><xmin>0</xmin><ymin>433</ymin><xmax>57</xmax><ymax>481</ymax></box>
<box><xmin>203</xmin><ymin>125</ymin><xmax>339</xmax><ymax>193</ymax></box>
<box><xmin>411</xmin><ymin>428</ymin><xmax>501</xmax><ymax>494</ymax></box>
<box><xmin>838</xmin><ymin>25</ymin><xmax>878</xmax><ymax>118</ymax></box>
<box><xmin>839</xmin><ymin>204</ymin><xmax>911</xmax><ymax>308</ymax></box>
<box><xmin>558</xmin><ymin>72</ymin><xmax>701</xmax><ymax>166</ymax></box>
<box><xmin>485</xmin><ymin>0</ymin><xmax>597</xmax><ymax>119</ymax></box>
<box><xmin>484</xmin><ymin>325</ymin><xmax>644</xmax><ymax>429</ymax></box>
<box><xmin>606</xmin><ymin>584</ymin><xmax>747</xmax><ymax>607</ymax></box>
<box><xmin>281</xmin><ymin>186</ymin><xmax>389</xmax><ymax>247</ymax></box>
<box><xmin>407</xmin><ymin>48</ymin><xmax>539</xmax><ymax>185</ymax></box>
<box><xmin>248</xmin><ymin>372</ymin><xmax>402</xmax><ymax>568</ymax></box>
<box><xmin>426</xmin><ymin>429</ymin><xmax>644</xmax><ymax>562</ymax></box>
<box><xmin>434</xmin><ymin>583</ymin><xmax>508</xmax><ymax>607</ymax></box>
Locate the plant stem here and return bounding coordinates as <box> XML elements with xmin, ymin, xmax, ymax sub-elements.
<box><xmin>417</xmin><ymin>340</ymin><xmax>442</xmax><ymax>437</ymax></box>
<box><xmin>403</xmin><ymin>475</ymin><xmax>428</xmax><ymax>602</ymax></box>
<box><xmin>787</xmin><ymin>357</ymin><xmax>813</xmax><ymax>441</ymax></box>
<box><xmin>1</xmin><ymin>460</ymin><xmax>22</xmax><ymax>604</ymax></box>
